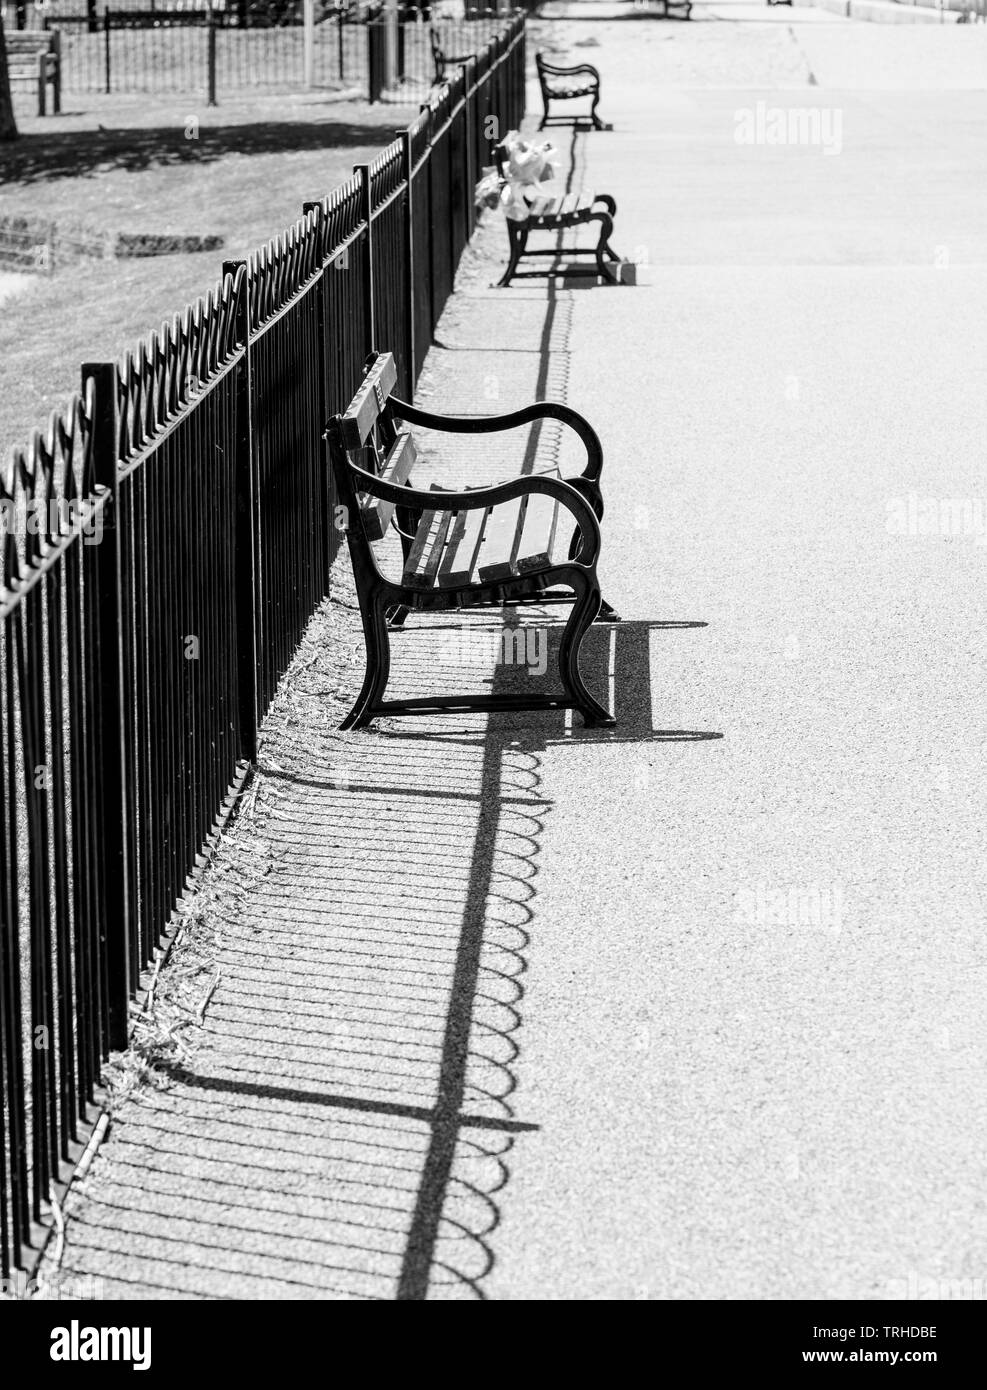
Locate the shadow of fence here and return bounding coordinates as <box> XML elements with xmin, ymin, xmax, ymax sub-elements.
<box><xmin>49</xmin><ymin>607</ymin><xmax>718</xmax><ymax>1299</ymax></box>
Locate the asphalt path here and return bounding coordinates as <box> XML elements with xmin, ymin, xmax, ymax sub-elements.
<box><xmin>40</xmin><ymin>8</ymin><xmax>987</xmax><ymax>1300</ymax></box>
<box><xmin>483</xmin><ymin>7</ymin><xmax>987</xmax><ymax>1299</ymax></box>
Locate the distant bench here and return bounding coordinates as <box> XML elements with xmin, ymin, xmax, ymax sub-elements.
<box><xmin>492</xmin><ymin>140</ymin><xmax>621</xmax><ymax>287</ymax></box>
<box><xmin>326</xmin><ymin>351</ymin><xmax>620</xmax><ymax>730</ymax></box>
<box><xmin>535</xmin><ymin>52</ymin><xmax>612</xmax><ymax>132</ymax></box>
<box><xmin>430</xmin><ymin>31</ymin><xmax>473</xmax><ymax>84</ymax></box>
<box><xmin>6</xmin><ymin>30</ymin><xmax>61</xmax><ymax>117</ymax></box>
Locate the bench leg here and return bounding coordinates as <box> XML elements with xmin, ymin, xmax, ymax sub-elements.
<box><xmin>560</xmin><ymin>579</ymin><xmax>615</xmax><ymax>727</ymax></box>
<box><xmin>340</xmin><ymin>591</ymin><xmax>391</xmax><ymax>730</ymax></box>
<box><xmin>496</xmin><ymin>221</ymin><xmax>527</xmax><ymax>288</ymax></box>
<box><xmin>589</xmin><ymin>91</ymin><xmax>612</xmax><ymax>133</ymax></box>
<box><xmin>388</xmin><ymin>510</ymin><xmax>414</xmax><ymax>628</ymax></box>
<box><xmin>594</xmin><ymin>214</ymin><xmax>619</xmax><ymax>283</ymax></box>
<box><xmin>561</xmin><ymin>483</ymin><xmax>621</xmax><ymax>622</ymax></box>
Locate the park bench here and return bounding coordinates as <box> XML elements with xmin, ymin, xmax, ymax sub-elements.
<box><xmin>535</xmin><ymin>52</ymin><xmax>612</xmax><ymax>132</ymax></box>
<box><xmin>430</xmin><ymin>31</ymin><xmax>473</xmax><ymax>84</ymax></box>
<box><xmin>5</xmin><ymin>30</ymin><xmax>61</xmax><ymax>117</ymax></box>
<box><xmin>492</xmin><ymin>140</ymin><xmax>621</xmax><ymax>287</ymax></box>
<box><xmin>325</xmin><ymin>351</ymin><xmax>619</xmax><ymax>730</ymax></box>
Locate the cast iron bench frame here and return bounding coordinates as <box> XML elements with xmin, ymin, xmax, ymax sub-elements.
<box><xmin>6</xmin><ymin>29</ymin><xmax>61</xmax><ymax>117</ymax></box>
<box><xmin>325</xmin><ymin>351</ymin><xmax>619</xmax><ymax>731</ymax></box>
<box><xmin>430</xmin><ymin>31</ymin><xmax>473</xmax><ymax>84</ymax></box>
<box><xmin>535</xmin><ymin>52</ymin><xmax>611</xmax><ymax>132</ymax></box>
<box><xmin>492</xmin><ymin>142</ymin><xmax>620</xmax><ymax>287</ymax></box>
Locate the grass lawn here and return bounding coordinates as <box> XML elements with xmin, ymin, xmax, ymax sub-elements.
<box><xmin>0</xmin><ymin>88</ymin><xmax>419</xmax><ymax>462</ymax></box>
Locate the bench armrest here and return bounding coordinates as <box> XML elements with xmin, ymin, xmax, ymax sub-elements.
<box><xmin>539</xmin><ymin>61</ymin><xmax>601</xmax><ymax>82</ymax></box>
<box><xmin>346</xmin><ymin>462</ymin><xmax>602</xmax><ymax>566</ymax></box>
<box><xmin>388</xmin><ymin>397</ymin><xmax>604</xmax><ymax>483</ymax></box>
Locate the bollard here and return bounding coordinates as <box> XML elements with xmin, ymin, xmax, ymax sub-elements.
<box><xmin>207</xmin><ymin>15</ymin><xmax>217</xmax><ymax>107</ymax></box>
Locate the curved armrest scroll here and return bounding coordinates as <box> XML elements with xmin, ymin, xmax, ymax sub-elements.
<box><xmin>388</xmin><ymin>397</ymin><xmax>604</xmax><ymax>482</ymax></box>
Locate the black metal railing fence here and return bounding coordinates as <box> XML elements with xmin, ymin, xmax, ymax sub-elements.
<box><xmin>42</xmin><ymin>7</ymin><xmax>369</xmax><ymax>97</ymax></box>
<box><xmin>12</xmin><ymin>3</ymin><xmax>515</xmax><ymax>102</ymax></box>
<box><xmin>0</xmin><ymin>10</ymin><xmax>525</xmax><ymax>1277</ymax></box>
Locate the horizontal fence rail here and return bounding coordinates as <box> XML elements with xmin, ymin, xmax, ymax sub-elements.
<box><xmin>52</xmin><ymin>10</ymin><xmax>371</xmax><ymax>97</ymax></box>
<box><xmin>0</xmin><ymin>10</ymin><xmax>525</xmax><ymax>1277</ymax></box>
<box><xmin>8</xmin><ymin>5</ymin><xmax>514</xmax><ymax>102</ymax></box>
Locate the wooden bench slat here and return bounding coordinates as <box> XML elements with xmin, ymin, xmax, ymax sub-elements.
<box><xmin>340</xmin><ymin>354</ymin><xmax>398</xmax><ymax>449</ymax></box>
<box><xmin>6</xmin><ymin>34</ymin><xmax>57</xmax><ymax>50</ymax></box>
<box><xmin>438</xmin><ymin>504</ymin><xmax>490</xmax><ymax>588</ymax></box>
<box><xmin>477</xmin><ymin>495</ymin><xmax>527</xmax><ymax>583</ymax></box>
<box><xmin>526</xmin><ymin>195</ymin><xmax>556</xmax><ymax>219</ymax></box>
<box><xmin>403</xmin><ymin>490</ymin><xmax>455</xmax><ymax>591</ymax></box>
<box><xmin>516</xmin><ymin>484</ymin><xmax>561</xmax><ymax>575</ymax></box>
<box><xmin>358</xmin><ymin>430</ymin><xmax>417</xmax><ymax>542</ymax></box>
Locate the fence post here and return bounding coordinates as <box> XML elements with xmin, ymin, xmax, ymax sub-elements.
<box><xmin>222</xmin><ymin>262</ymin><xmax>259</xmax><ymax>765</ymax></box>
<box><xmin>419</xmin><ymin>101</ymin><xmax>438</xmax><ymax>335</ymax></box>
<box><xmin>304</xmin><ymin>0</ymin><xmax>314</xmax><ymax>87</ymax></box>
<box><xmin>464</xmin><ymin>57</ymin><xmax>476</xmax><ymax>241</ymax></box>
<box><xmin>401</xmin><ymin>130</ymin><xmax>415</xmax><ymax>397</ymax></box>
<box><xmin>207</xmin><ymin>14</ymin><xmax>217</xmax><ymax>107</ymax></box>
<box><xmin>367</xmin><ymin>10</ymin><xmax>383</xmax><ymax>103</ymax></box>
<box><xmin>300</xmin><ymin>204</ymin><xmax>335</xmax><ymax>587</ymax></box>
<box><xmin>355</xmin><ymin>163</ymin><xmax>375</xmax><ymax>356</ymax></box>
<box><xmin>103</xmin><ymin>10</ymin><xmax>111</xmax><ymax>96</ymax></box>
<box><xmin>516</xmin><ymin>12</ymin><xmax>525</xmax><ymax>128</ymax></box>
<box><xmin>80</xmin><ymin>361</ymin><xmax>131</xmax><ymax>1051</ymax></box>
<box><xmin>447</xmin><ymin>91</ymin><xmax>456</xmax><ymax>292</ymax></box>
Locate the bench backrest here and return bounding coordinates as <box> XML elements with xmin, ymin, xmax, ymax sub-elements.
<box><xmin>332</xmin><ymin>351</ymin><xmax>420</xmax><ymax>554</ymax></box>
<box><xmin>5</xmin><ymin>32</ymin><xmax>58</xmax><ymax>56</ymax></box>
<box><xmin>6</xmin><ymin>31</ymin><xmax>59</xmax><ymax>81</ymax></box>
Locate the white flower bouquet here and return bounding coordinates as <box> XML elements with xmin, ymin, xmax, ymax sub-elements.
<box><xmin>474</xmin><ymin>130</ymin><xmax>561</xmax><ymax>222</ymax></box>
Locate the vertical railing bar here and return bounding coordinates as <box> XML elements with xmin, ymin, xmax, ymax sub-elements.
<box><xmin>81</xmin><ymin>362</ymin><xmax>131</xmax><ymax>1051</ymax></box>
<box><xmin>224</xmin><ymin>261</ymin><xmax>259</xmax><ymax>764</ymax></box>
<box><xmin>355</xmin><ymin>163</ymin><xmax>375</xmax><ymax>356</ymax></box>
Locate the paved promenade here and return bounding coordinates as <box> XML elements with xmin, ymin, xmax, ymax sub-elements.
<box><xmin>43</xmin><ymin>9</ymin><xmax>987</xmax><ymax>1299</ymax></box>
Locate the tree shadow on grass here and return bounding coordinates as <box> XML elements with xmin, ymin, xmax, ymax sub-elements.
<box><xmin>0</xmin><ymin>119</ymin><xmax>406</xmax><ymax>187</ymax></box>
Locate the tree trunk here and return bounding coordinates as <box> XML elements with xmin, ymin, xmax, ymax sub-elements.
<box><xmin>0</xmin><ymin>17</ymin><xmax>19</xmax><ymax>142</ymax></box>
